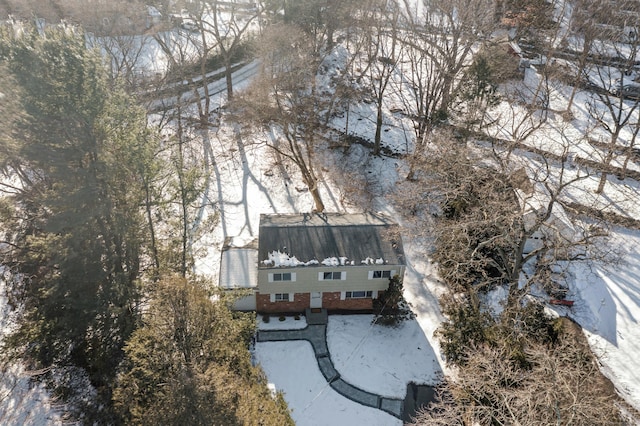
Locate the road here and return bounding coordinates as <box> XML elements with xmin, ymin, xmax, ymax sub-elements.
<box><xmin>147</xmin><ymin>59</ymin><xmax>260</xmax><ymax>113</ymax></box>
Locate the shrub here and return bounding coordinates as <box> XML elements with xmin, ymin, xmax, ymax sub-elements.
<box><xmin>437</xmin><ymin>295</ymin><xmax>495</xmax><ymax>365</ymax></box>
<box><xmin>373</xmin><ymin>275</ymin><xmax>414</xmax><ymax>326</ymax></box>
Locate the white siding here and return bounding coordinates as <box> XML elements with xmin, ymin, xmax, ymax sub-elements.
<box><xmin>259</xmin><ymin>265</ymin><xmax>406</xmax><ymax>294</ymax></box>
<box><xmin>232</xmin><ymin>293</ymin><xmax>256</xmax><ymax>311</ymax></box>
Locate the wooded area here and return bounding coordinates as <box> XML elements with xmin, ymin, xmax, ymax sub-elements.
<box><xmin>1</xmin><ymin>0</ymin><xmax>640</xmax><ymax>424</ymax></box>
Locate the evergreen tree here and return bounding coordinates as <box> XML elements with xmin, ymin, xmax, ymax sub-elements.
<box><xmin>113</xmin><ymin>276</ymin><xmax>293</xmax><ymax>426</ymax></box>
<box><xmin>454</xmin><ymin>53</ymin><xmax>501</xmax><ymax>133</ymax></box>
<box><xmin>373</xmin><ymin>275</ymin><xmax>409</xmax><ymax>326</ymax></box>
<box><xmin>0</xmin><ymin>25</ymin><xmax>153</xmax><ymax>413</ymax></box>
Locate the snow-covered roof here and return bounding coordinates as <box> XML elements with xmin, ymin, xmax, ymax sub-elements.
<box><xmin>258</xmin><ymin>213</ymin><xmax>405</xmax><ymax>268</ymax></box>
<box><xmin>219</xmin><ymin>247</ymin><xmax>258</xmax><ymax>289</ymax></box>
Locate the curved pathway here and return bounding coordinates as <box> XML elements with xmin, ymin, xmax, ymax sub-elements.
<box><xmin>257</xmin><ymin>315</ymin><xmax>404</xmax><ymax>419</ymax></box>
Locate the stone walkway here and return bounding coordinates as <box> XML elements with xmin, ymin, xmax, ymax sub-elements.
<box><xmin>256</xmin><ymin>311</ymin><xmax>404</xmax><ymax>419</ymax></box>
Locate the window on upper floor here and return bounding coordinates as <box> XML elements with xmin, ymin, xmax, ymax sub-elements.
<box><xmin>273</xmin><ymin>272</ymin><xmax>292</xmax><ymax>281</ymax></box>
<box><xmin>322</xmin><ymin>271</ymin><xmax>344</xmax><ymax>280</ymax></box>
<box><xmin>269</xmin><ymin>272</ymin><xmax>296</xmax><ymax>282</ymax></box>
<box><xmin>372</xmin><ymin>270</ymin><xmax>391</xmax><ymax>279</ymax></box>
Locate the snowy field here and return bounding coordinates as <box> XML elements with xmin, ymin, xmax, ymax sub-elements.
<box><xmin>572</xmin><ymin>227</ymin><xmax>640</xmax><ymax>409</ymax></box>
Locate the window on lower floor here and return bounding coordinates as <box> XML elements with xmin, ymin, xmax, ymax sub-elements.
<box><xmin>345</xmin><ymin>291</ymin><xmax>373</xmax><ymax>299</ymax></box>
<box><xmin>274</xmin><ymin>293</ymin><xmax>290</xmax><ymax>302</ymax></box>
<box><xmin>372</xmin><ymin>270</ymin><xmax>391</xmax><ymax>279</ymax></box>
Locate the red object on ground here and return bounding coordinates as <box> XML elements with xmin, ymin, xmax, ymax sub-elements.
<box><xmin>550</xmin><ymin>299</ymin><xmax>574</xmax><ymax>307</ymax></box>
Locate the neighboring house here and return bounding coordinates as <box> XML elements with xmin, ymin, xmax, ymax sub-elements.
<box><xmin>219</xmin><ymin>212</ymin><xmax>406</xmax><ymax>313</ymax></box>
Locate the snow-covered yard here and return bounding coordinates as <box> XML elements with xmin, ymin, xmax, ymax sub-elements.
<box><xmin>571</xmin><ymin>227</ymin><xmax>640</xmax><ymax>409</ymax></box>
<box><xmin>327</xmin><ymin>315</ymin><xmax>440</xmax><ymax>400</ymax></box>
<box><xmin>187</xmin><ymin>52</ymin><xmax>640</xmax><ymax>420</ymax></box>
<box><xmin>253</xmin><ymin>312</ymin><xmax>443</xmax><ymax>426</ymax></box>
<box><xmin>256</xmin><ymin>341</ymin><xmax>401</xmax><ymax>426</ymax></box>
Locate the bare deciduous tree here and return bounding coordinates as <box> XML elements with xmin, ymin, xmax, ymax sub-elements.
<box><xmin>358</xmin><ymin>0</ymin><xmax>401</xmax><ymax>155</ymax></box>
<box><xmin>583</xmin><ymin>33</ymin><xmax>640</xmax><ymax>194</ymax></box>
<box><xmin>397</xmin><ymin>0</ymin><xmax>495</xmax><ymax>145</ymax></box>
<box><xmin>397</xmin><ymin>128</ymin><xmax>607</xmax><ymax>306</ymax></box>
<box><xmin>410</xmin><ymin>319</ymin><xmax>626</xmax><ymax>425</ymax></box>
<box><xmin>235</xmin><ymin>24</ymin><xmax>328</xmax><ymax>212</ymax></box>
<box><xmin>179</xmin><ymin>0</ymin><xmax>262</xmax><ymax>101</ymax></box>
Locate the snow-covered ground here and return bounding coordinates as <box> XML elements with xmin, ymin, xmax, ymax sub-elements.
<box><xmin>181</xmin><ymin>41</ymin><xmax>640</xmax><ymax>421</ymax></box>
<box><xmin>255</xmin><ymin>341</ymin><xmax>401</xmax><ymax>426</ymax></box>
<box><xmin>211</xmin><ymin>60</ymin><xmax>640</xmax><ymax>425</ymax></box>
<box><xmin>258</xmin><ymin>315</ymin><xmax>307</xmax><ymax>330</ymax></box>
<box><xmin>0</xmin><ymin>273</ymin><xmax>62</xmax><ymax>425</ymax></box>
<box><xmin>327</xmin><ymin>315</ymin><xmax>441</xmax><ymax>399</ymax></box>
<box><xmin>476</xmin><ymin>66</ymin><xmax>640</xmax><ymax>412</ymax></box>
<box><xmin>0</xmin><ymin>364</ymin><xmax>62</xmax><ymax>426</ymax></box>
<box><xmin>571</xmin><ymin>227</ymin><xmax>640</xmax><ymax>409</ymax></box>
<box><xmin>254</xmin><ymin>309</ymin><xmax>443</xmax><ymax>425</ymax></box>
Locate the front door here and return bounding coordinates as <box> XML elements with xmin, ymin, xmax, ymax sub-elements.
<box><xmin>310</xmin><ymin>291</ymin><xmax>322</xmax><ymax>308</ymax></box>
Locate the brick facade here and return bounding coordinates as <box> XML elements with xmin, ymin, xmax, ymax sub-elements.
<box><xmin>322</xmin><ymin>291</ymin><xmax>375</xmax><ymax>310</ymax></box>
<box><xmin>256</xmin><ymin>292</ymin><xmax>309</xmax><ymax>313</ymax></box>
<box><xmin>256</xmin><ymin>291</ymin><xmax>386</xmax><ymax>313</ymax></box>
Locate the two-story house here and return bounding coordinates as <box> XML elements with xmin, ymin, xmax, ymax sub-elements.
<box><xmin>253</xmin><ymin>212</ymin><xmax>405</xmax><ymax>313</ymax></box>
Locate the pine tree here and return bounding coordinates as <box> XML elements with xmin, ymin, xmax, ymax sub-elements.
<box><xmin>113</xmin><ymin>276</ymin><xmax>293</xmax><ymax>426</ymax></box>
<box><xmin>0</xmin><ymin>25</ymin><xmax>154</xmax><ymax>413</ymax></box>
<box><xmin>373</xmin><ymin>275</ymin><xmax>409</xmax><ymax>326</ymax></box>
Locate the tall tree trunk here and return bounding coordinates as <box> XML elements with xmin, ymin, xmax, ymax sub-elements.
<box><xmin>596</xmin><ymin>152</ymin><xmax>614</xmax><ymax>194</ymax></box>
<box><xmin>310</xmin><ymin>185</ymin><xmax>325</xmax><ymax>212</ymax></box>
<box><xmin>597</xmin><ymin>128</ymin><xmax>625</xmax><ymax>194</ymax></box>
<box><xmin>225</xmin><ymin>57</ymin><xmax>234</xmax><ymax>100</ymax></box>
<box><xmin>176</xmin><ymin>111</ymin><xmax>189</xmax><ymax>277</ymax></box>
<box><xmin>198</xmin><ymin>31</ymin><xmax>211</xmax><ymax>125</ymax></box>
<box><xmin>620</xmin><ymin>124</ymin><xmax>640</xmax><ymax>180</ymax></box>
<box><xmin>300</xmin><ymin>164</ymin><xmax>325</xmax><ymax>212</ymax></box>
<box><xmin>596</xmin><ymin>171</ymin><xmax>607</xmax><ymax>194</ymax></box>
<box><xmin>144</xmin><ymin>179</ymin><xmax>160</xmax><ymax>280</ymax></box>
<box><xmin>374</xmin><ymin>100</ymin><xmax>383</xmax><ymax>155</ymax></box>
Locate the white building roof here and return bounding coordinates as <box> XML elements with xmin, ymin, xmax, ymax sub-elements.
<box><xmin>219</xmin><ymin>248</ymin><xmax>258</xmax><ymax>289</ymax></box>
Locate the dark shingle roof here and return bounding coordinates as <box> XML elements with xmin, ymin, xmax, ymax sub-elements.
<box><xmin>258</xmin><ymin>212</ymin><xmax>405</xmax><ymax>268</ymax></box>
